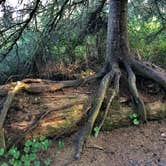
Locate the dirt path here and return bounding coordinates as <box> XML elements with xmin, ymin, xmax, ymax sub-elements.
<box><xmin>42</xmin><ymin>120</ymin><xmax>166</xmax><ymax>166</ymax></box>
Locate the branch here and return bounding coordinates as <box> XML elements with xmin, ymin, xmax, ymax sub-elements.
<box><xmin>154</xmin><ymin>0</ymin><xmax>166</xmax><ymax>22</ymax></box>
<box><xmin>77</xmin><ymin>0</ymin><xmax>107</xmax><ymax>44</ymax></box>
<box><xmin>0</xmin><ymin>0</ymin><xmax>40</xmax><ymax>63</ymax></box>
<box><xmin>46</xmin><ymin>0</ymin><xmax>70</xmax><ymax>33</ymax></box>
<box><xmin>0</xmin><ymin>0</ymin><xmax>5</xmax><ymax>5</ymax></box>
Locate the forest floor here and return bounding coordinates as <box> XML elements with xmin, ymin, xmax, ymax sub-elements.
<box><xmin>40</xmin><ymin>120</ymin><xmax>166</xmax><ymax>166</ymax></box>
<box><xmin>1</xmin><ymin>64</ymin><xmax>166</xmax><ymax>166</ymax></box>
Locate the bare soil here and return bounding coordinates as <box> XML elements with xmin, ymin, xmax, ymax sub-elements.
<box><xmin>40</xmin><ymin>120</ymin><xmax>166</xmax><ymax>166</ymax></box>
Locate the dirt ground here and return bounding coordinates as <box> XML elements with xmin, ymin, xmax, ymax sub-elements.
<box><xmin>40</xmin><ymin>120</ymin><xmax>166</xmax><ymax>166</ymax></box>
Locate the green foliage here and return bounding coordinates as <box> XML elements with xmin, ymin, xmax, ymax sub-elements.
<box><xmin>0</xmin><ymin>0</ymin><xmax>165</xmax><ymax>84</ymax></box>
<box><xmin>94</xmin><ymin>126</ymin><xmax>100</xmax><ymax>138</ymax></box>
<box><xmin>0</xmin><ymin>136</ymin><xmax>52</xmax><ymax>166</ymax></box>
<box><xmin>128</xmin><ymin>15</ymin><xmax>166</xmax><ymax>68</ymax></box>
<box><xmin>44</xmin><ymin>159</ymin><xmax>51</xmax><ymax>166</ymax></box>
<box><xmin>129</xmin><ymin>113</ymin><xmax>140</xmax><ymax>125</ymax></box>
<box><xmin>74</xmin><ymin>45</ymin><xmax>86</xmax><ymax>60</ymax></box>
<box><xmin>58</xmin><ymin>140</ymin><xmax>65</xmax><ymax>149</ymax></box>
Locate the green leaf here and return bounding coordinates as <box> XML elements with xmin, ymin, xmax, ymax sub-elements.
<box><xmin>32</xmin><ymin>137</ymin><xmax>37</xmax><ymax>143</ymax></box>
<box><xmin>0</xmin><ymin>148</ymin><xmax>5</xmax><ymax>156</ymax></box>
<box><xmin>58</xmin><ymin>140</ymin><xmax>65</xmax><ymax>149</ymax></box>
<box><xmin>13</xmin><ymin>160</ymin><xmax>22</xmax><ymax>166</ymax></box>
<box><xmin>1</xmin><ymin>163</ymin><xmax>8</xmax><ymax>166</ymax></box>
<box><xmin>41</xmin><ymin>139</ymin><xmax>51</xmax><ymax>151</ymax></box>
<box><xmin>34</xmin><ymin>160</ymin><xmax>40</xmax><ymax>166</ymax></box>
<box><xmin>29</xmin><ymin>153</ymin><xmax>37</xmax><ymax>161</ymax></box>
<box><xmin>44</xmin><ymin>159</ymin><xmax>51</xmax><ymax>166</ymax></box>
<box><xmin>25</xmin><ymin>140</ymin><xmax>33</xmax><ymax>147</ymax></box>
<box><xmin>9</xmin><ymin>158</ymin><xmax>15</xmax><ymax>165</ymax></box>
<box><xmin>32</xmin><ymin>142</ymin><xmax>40</xmax><ymax>152</ymax></box>
<box><xmin>13</xmin><ymin>151</ymin><xmax>20</xmax><ymax>159</ymax></box>
<box><xmin>21</xmin><ymin>154</ymin><xmax>29</xmax><ymax>162</ymax></box>
<box><xmin>133</xmin><ymin>119</ymin><xmax>140</xmax><ymax>125</ymax></box>
<box><xmin>132</xmin><ymin>113</ymin><xmax>138</xmax><ymax>118</ymax></box>
<box><xmin>24</xmin><ymin>146</ymin><xmax>30</xmax><ymax>153</ymax></box>
<box><xmin>39</xmin><ymin>136</ymin><xmax>46</xmax><ymax>142</ymax></box>
<box><xmin>23</xmin><ymin>160</ymin><xmax>30</xmax><ymax>166</ymax></box>
<box><xmin>94</xmin><ymin>126</ymin><xmax>100</xmax><ymax>138</ymax></box>
<box><xmin>8</xmin><ymin>147</ymin><xmax>18</xmax><ymax>156</ymax></box>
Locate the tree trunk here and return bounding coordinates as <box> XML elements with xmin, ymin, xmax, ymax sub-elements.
<box><xmin>105</xmin><ymin>0</ymin><xmax>129</xmax><ymax>70</ymax></box>
<box><xmin>72</xmin><ymin>0</ymin><xmax>166</xmax><ymax>159</ymax></box>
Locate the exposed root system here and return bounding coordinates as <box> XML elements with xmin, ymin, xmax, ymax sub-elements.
<box><xmin>0</xmin><ymin>59</ymin><xmax>165</xmax><ymax>160</ymax></box>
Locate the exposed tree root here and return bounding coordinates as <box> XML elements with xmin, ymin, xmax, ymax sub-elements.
<box><xmin>74</xmin><ymin>71</ymin><xmax>112</xmax><ymax>160</ymax></box>
<box><xmin>130</xmin><ymin>58</ymin><xmax>166</xmax><ymax>90</ymax></box>
<box><xmin>73</xmin><ymin>63</ymin><xmax>123</xmax><ymax>160</ymax></box>
<box><xmin>82</xmin><ymin>69</ymin><xmax>107</xmax><ymax>84</ymax></box>
<box><xmin>97</xmin><ymin>70</ymin><xmax>121</xmax><ymax>134</ymax></box>
<box><xmin>124</xmin><ymin>61</ymin><xmax>147</xmax><ymax>122</ymax></box>
<box><xmin>73</xmin><ymin>58</ymin><xmax>166</xmax><ymax>160</ymax></box>
<box><xmin>0</xmin><ymin>73</ymin><xmax>105</xmax><ymax>95</ymax></box>
<box><xmin>25</xmin><ymin>79</ymin><xmax>84</xmax><ymax>93</ymax></box>
<box><xmin>0</xmin><ymin>58</ymin><xmax>165</xmax><ymax>160</ymax></box>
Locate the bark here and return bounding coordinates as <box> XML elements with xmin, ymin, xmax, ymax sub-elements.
<box><xmin>73</xmin><ymin>0</ymin><xmax>166</xmax><ymax>159</ymax></box>
<box><xmin>105</xmin><ymin>0</ymin><xmax>129</xmax><ymax>70</ymax></box>
<box><xmin>130</xmin><ymin>59</ymin><xmax>166</xmax><ymax>90</ymax></box>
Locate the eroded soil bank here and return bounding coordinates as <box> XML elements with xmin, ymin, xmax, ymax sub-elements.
<box><xmin>44</xmin><ymin>120</ymin><xmax>166</xmax><ymax>166</ymax></box>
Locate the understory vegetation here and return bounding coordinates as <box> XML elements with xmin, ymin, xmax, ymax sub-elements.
<box><xmin>0</xmin><ymin>136</ymin><xmax>52</xmax><ymax>166</ymax></box>
<box><xmin>0</xmin><ymin>0</ymin><xmax>165</xmax><ymax>83</ymax></box>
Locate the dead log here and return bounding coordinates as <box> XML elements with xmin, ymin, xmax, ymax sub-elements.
<box><xmin>102</xmin><ymin>100</ymin><xmax>166</xmax><ymax>130</ymax></box>
<box><xmin>0</xmin><ymin>79</ymin><xmax>165</xmax><ymax>148</ymax></box>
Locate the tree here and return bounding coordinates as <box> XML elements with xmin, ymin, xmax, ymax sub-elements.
<box><xmin>73</xmin><ymin>0</ymin><xmax>166</xmax><ymax>159</ymax></box>
<box><xmin>0</xmin><ymin>0</ymin><xmax>165</xmax><ymax>160</ymax></box>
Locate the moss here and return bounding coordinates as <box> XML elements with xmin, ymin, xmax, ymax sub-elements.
<box><xmin>111</xmin><ymin>98</ymin><xmax>120</xmax><ymax>110</ymax></box>
<box><xmin>46</xmin><ymin>126</ymin><xmax>58</xmax><ymax>136</ymax></box>
<box><xmin>102</xmin><ymin>116</ymin><xmax>114</xmax><ymax>131</ymax></box>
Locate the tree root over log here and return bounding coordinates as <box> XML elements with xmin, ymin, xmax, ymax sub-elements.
<box><xmin>124</xmin><ymin>61</ymin><xmax>147</xmax><ymax>122</ymax></box>
<box><xmin>0</xmin><ymin>59</ymin><xmax>165</xmax><ymax>160</ymax></box>
<box><xmin>72</xmin><ymin>59</ymin><xmax>166</xmax><ymax>159</ymax></box>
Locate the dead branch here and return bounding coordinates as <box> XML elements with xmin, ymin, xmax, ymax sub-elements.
<box><xmin>0</xmin><ymin>81</ymin><xmax>28</xmax><ymax>148</ymax></box>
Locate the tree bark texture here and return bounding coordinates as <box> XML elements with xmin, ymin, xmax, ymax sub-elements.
<box><xmin>105</xmin><ymin>0</ymin><xmax>129</xmax><ymax>69</ymax></box>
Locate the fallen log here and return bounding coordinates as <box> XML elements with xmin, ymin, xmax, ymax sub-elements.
<box><xmin>0</xmin><ymin>79</ymin><xmax>165</xmax><ymax>148</ymax></box>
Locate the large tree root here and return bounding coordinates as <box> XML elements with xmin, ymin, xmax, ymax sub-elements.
<box><xmin>74</xmin><ymin>71</ymin><xmax>113</xmax><ymax>159</ymax></box>
<box><xmin>124</xmin><ymin>61</ymin><xmax>147</xmax><ymax>122</ymax></box>
<box><xmin>0</xmin><ymin>58</ymin><xmax>165</xmax><ymax>160</ymax></box>
<box><xmin>130</xmin><ymin>59</ymin><xmax>166</xmax><ymax>90</ymax></box>
<box><xmin>97</xmin><ymin>69</ymin><xmax>121</xmax><ymax>134</ymax></box>
<box><xmin>74</xmin><ymin>63</ymin><xmax>122</xmax><ymax>159</ymax></box>
<box><xmin>73</xmin><ymin>59</ymin><xmax>166</xmax><ymax>159</ymax></box>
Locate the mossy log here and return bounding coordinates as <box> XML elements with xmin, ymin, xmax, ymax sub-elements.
<box><xmin>0</xmin><ymin>79</ymin><xmax>165</xmax><ymax>148</ymax></box>
<box><xmin>102</xmin><ymin>100</ymin><xmax>166</xmax><ymax>130</ymax></box>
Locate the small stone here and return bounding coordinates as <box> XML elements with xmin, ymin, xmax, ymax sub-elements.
<box><xmin>161</xmin><ymin>133</ymin><xmax>166</xmax><ymax>137</ymax></box>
